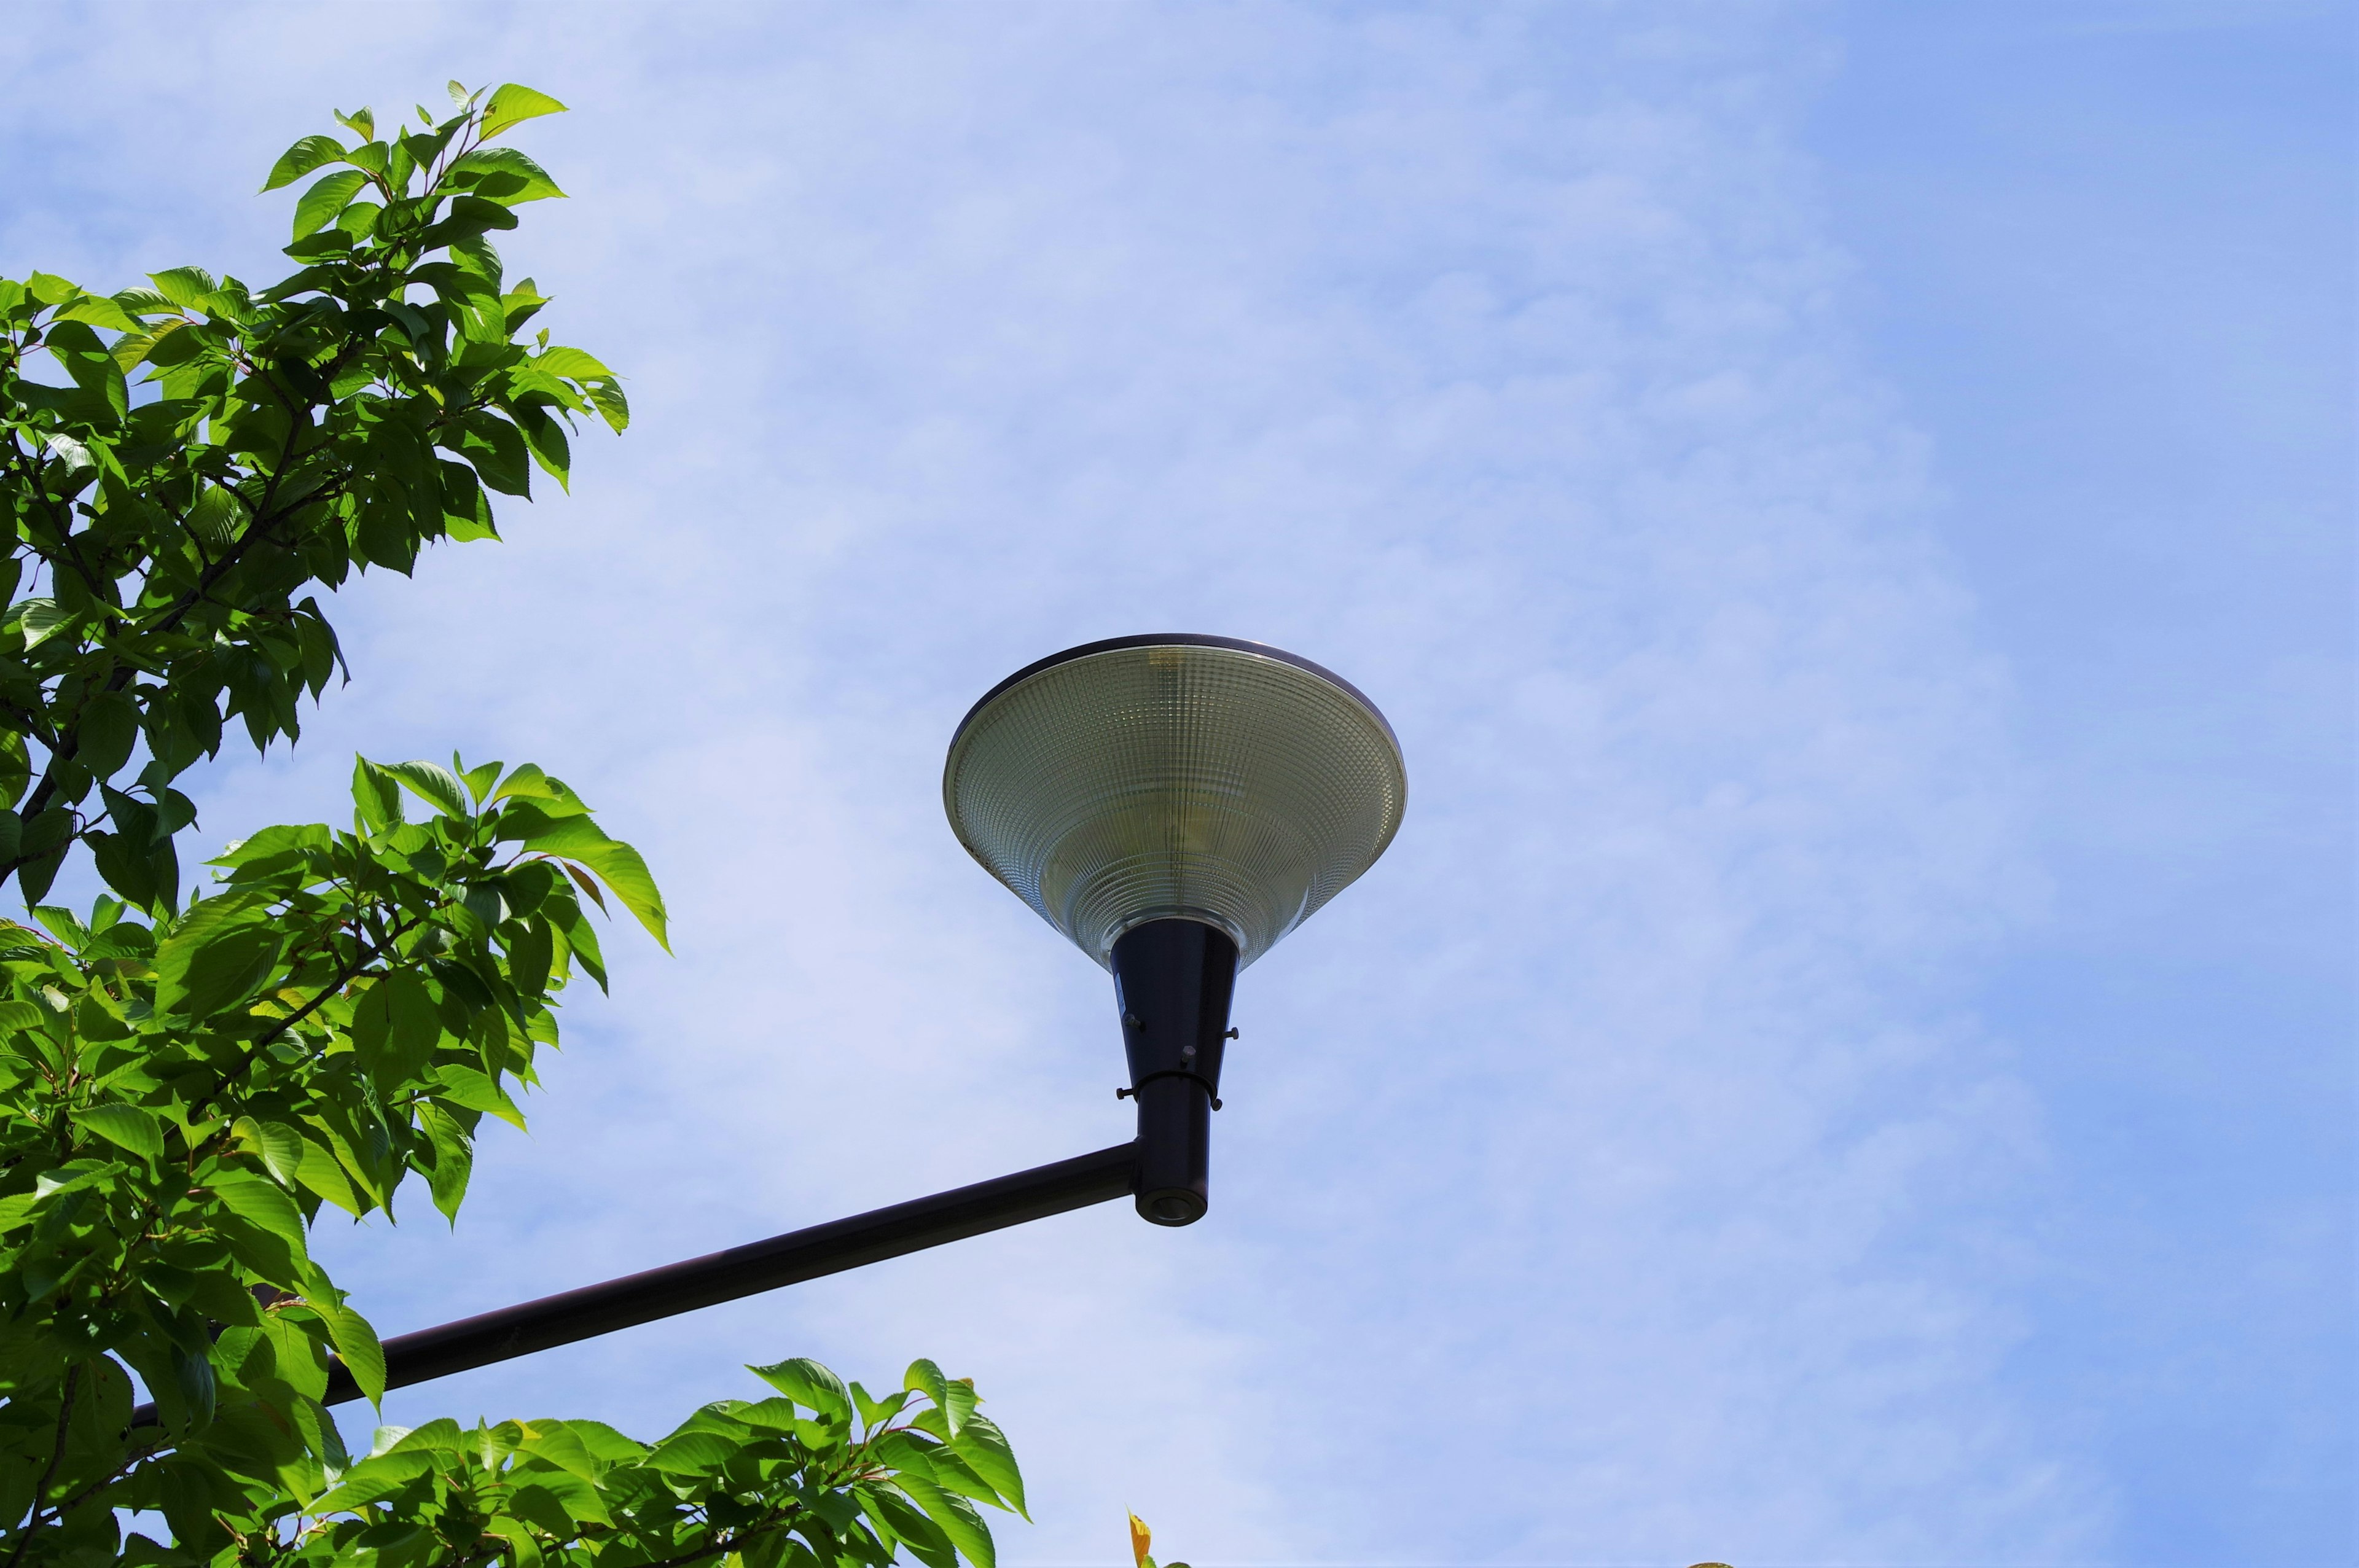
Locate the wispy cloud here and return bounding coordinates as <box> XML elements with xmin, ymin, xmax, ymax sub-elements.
<box><xmin>6</xmin><ymin>3</ymin><xmax>2102</xmax><ymax>1561</ymax></box>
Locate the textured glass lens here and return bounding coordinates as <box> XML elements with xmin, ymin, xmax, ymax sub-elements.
<box><xmin>944</xmin><ymin>643</ymin><xmax>1407</xmax><ymax>969</ymax></box>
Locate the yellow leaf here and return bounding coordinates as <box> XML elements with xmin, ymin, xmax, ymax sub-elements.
<box><xmin>1129</xmin><ymin>1513</ymin><xmax>1152</xmax><ymax>1568</ymax></box>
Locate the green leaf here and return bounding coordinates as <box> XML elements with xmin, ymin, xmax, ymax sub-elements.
<box><xmin>953</xmin><ymin>1413</ymin><xmax>1028</xmax><ymax>1519</ymax></box>
<box><xmin>295</xmin><ymin>1136</ymin><xmax>364</xmax><ymax>1217</ymax></box>
<box><xmin>870</xmin><ymin>1489</ymin><xmax>960</xmax><ymax>1568</ymax></box>
<box><xmin>111</xmin><ymin>286</ymin><xmax>179</xmax><ymax>318</ymax></box>
<box><xmin>42</xmin><ymin>433</ymin><xmax>95</xmax><ymax>478</ymax></box>
<box><xmin>260</xmin><ymin>1311</ymin><xmax>331</xmax><ymax>1402</ymax></box>
<box><xmin>488</xmin><ymin>763</ymin><xmax>587</xmax><ymax>814</ymax></box>
<box><xmin>434</xmin><ymin>1064</ymin><xmax>526</xmax><ymax>1131</ymax></box>
<box><xmin>905</xmin><ymin>1359</ymin><xmax>952</xmax><ymax>1425</ymax></box>
<box><xmin>292</xmin><ymin>170</ymin><xmax>370</xmax><ymax>240</ymax></box>
<box><xmin>516</xmin><ymin>1421</ymin><xmax>601</xmax><ymax>1481</ymax></box>
<box><xmin>146</xmin><ymin>267</ymin><xmax>220</xmax><ymax>308</ymax></box>
<box><xmin>480</xmin><ymin>84</ymin><xmax>568</xmax><ymax>140</ymax></box>
<box><xmin>584</xmin><ymin>378</ymin><xmax>630</xmax><ymax>434</ymax></box>
<box><xmin>381</xmin><ymin>760</ymin><xmax>470</xmax><ymax>819</ymax></box>
<box><xmin>352</xmin><ymin>756</ymin><xmax>404</xmax><ymax>833</ymax></box>
<box><xmin>562</xmin><ymin>1419</ymin><xmax>647</xmax><ymax>1464</ymax></box>
<box><xmin>333</xmin><ymin>106</ymin><xmax>376</xmax><ymax>142</ymax></box>
<box><xmin>209</xmin><ymin>822</ymin><xmax>332</xmax><ymax>872</ymax></box>
<box><xmin>75</xmin><ymin>1102</ymin><xmax>164</xmax><ymax>1163</ymax></box>
<box><xmin>26</xmin><ymin>270</ymin><xmax>79</xmax><ymax>306</ymax></box>
<box><xmin>533</xmin><ymin>346</ymin><xmax>611</xmax><ymax>381</ymax></box>
<box><xmin>944</xmin><ymin>1376</ymin><xmax>979</xmax><ymax>1438</ymax></box>
<box><xmin>319</xmin><ymin>1301</ymin><xmax>386</xmax><ymax>1405</ymax></box>
<box><xmin>210</xmin><ymin>1172</ymin><xmax>308</xmax><ymax>1255</ymax></box>
<box><xmin>16</xmin><ymin>598</ymin><xmax>69</xmax><ymax>648</ymax></box>
<box><xmin>446</xmin><ymin>146</ymin><xmax>566</xmax><ymax>204</ymax></box>
<box><xmin>386</xmin><ymin>1418</ymin><xmax>467</xmax><ymax>1455</ymax></box>
<box><xmin>514</xmin><ymin>404</ymin><xmax>571</xmax><ymax>489</ymax></box>
<box><xmin>262</xmin><ymin>133</ymin><xmax>349</xmax><ymax>190</ymax></box>
<box><xmin>449</xmin><ymin>410</ymin><xmax>532</xmax><ymax>496</ymax></box>
<box><xmin>53</xmin><ymin>292</ymin><xmax>139</xmax><ymax>333</ymax></box>
<box><xmin>31</xmin><ymin>903</ymin><xmax>88</xmax><ymax>948</ymax></box>
<box><xmin>748</xmin><ymin>1357</ymin><xmax>850</xmax><ymax>1420</ymax></box>
<box><xmin>898</xmin><ymin>1477</ymin><xmax>996</xmax><ymax>1568</ymax></box>
<box><xmin>418</xmin><ymin>1102</ymin><xmax>474</xmax><ymax>1223</ymax></box>
<box><xmin>235</xmin><ymin>1117</ymin><xmax>307</xmax><ymax>1188</ymax></box>
<box><xmin>498</xmin><ymin>811</ymin><xmax>669</xmax><ymax>951</ymax></box>
<box><xmin>458</xmin><ymin>755</ymin><xmax>503</xmax><ymax>805</ymax></box>
<box><xmin>311</xmin><ymin>1448</ymin><xmax>432</xmax><ymax>1512</ymax></box>
<box><xmin>644</xmin><ymin>1430</ymin><xmax>738</xmax><ymax>1475</ymax></box>
<box><xmin>152</xmin><ymin>894</ymin><xmax>279</xmax><ymax>1019</ymax></box>
<box><xmin>184</xmin><ymin>483</ymin><xmax>243</xmax><ymax>555</ymax></box>
<box><xmin>79</xmin><ymin>690</ymin><xmax>139</xmax><ymax>779</ymax></box>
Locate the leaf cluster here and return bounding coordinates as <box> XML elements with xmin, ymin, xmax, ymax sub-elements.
<box><xmin>274</xmin><ymin>1357</ymin><xmax>1026</xmax><ymax>1568</ymax></box>
<box><xmin>1</xmin><ymin>83</ymin><xmax>1027</xmax><ymax>1568</ymax></box>
<box><xmin>0</xmin><ymin>79</ymin><xmax>624</xmax><ymax>914</ymax></box>
<box><xmin>1</xmin><ymin>753</ymin><xmax>663</xmax><ymax>1559</ymax></box>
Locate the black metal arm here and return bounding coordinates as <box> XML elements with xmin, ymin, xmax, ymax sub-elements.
<box><xmin>129</xmin><ymin>922</ymin><xmax>1243</xmax><ymax>1428</ymax></box>
<box><xmin>131</xmin><ymin>1140</ymin><xmax>1138</xmax><ymax>1424</ymax></box>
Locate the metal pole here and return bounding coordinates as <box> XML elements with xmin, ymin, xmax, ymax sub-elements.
<box><xmin>132</xmin><ymin>1141</ymin><xmax>1138</xmax><ymax>1423</ymax></box>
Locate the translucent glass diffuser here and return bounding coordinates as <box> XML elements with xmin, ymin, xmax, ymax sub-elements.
<box><xmin>943</xmin><ymin>634</ymin><xmax>1407</xmax><ymax>970</ymax></box>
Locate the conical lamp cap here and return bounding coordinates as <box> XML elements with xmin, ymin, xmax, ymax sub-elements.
<box><xmin>944</xmin><ymin>634</ymin><xmax>1407</xmax><ymax>969</ymax></box>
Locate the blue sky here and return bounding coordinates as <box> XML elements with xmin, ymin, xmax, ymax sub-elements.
<box><xmin>4</xmin><ymin>3</ymin><xmax>2349</xmax><ymax>1564</ymax></box>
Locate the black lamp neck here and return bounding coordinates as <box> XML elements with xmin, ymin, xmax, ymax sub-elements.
<box><xmin>1110</xmin><ymin>919</ymin><xmax>1239</xmax><ymax>1227</ymax></box>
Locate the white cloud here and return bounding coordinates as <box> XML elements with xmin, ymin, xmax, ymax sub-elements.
<box><xmin>6</xmin><ymin>2</ymin><xmax>2100</xmax><ymax>1560</ymax></box>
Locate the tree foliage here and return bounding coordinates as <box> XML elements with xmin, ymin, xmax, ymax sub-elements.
<box><xmin>0</xmin><ymin>84</ymin><xmax>1023</xmax><ymax>1566</ymax></box>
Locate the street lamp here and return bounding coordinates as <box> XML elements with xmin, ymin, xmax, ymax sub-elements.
<box><xmin>151</xmin><ymin>635</ymin><xmax>1403</xmax><ymax>1417</ymax></box>
<box><xmin>945</xmin><ymin>634</ymin><xmax>1406</xmax><ymax>1223</ymax></box>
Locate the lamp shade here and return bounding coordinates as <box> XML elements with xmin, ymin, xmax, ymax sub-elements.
<box><xmin>943</xmin><ymin>634</ymin><xmax>1406</xmax><ymax>969</ymax></box>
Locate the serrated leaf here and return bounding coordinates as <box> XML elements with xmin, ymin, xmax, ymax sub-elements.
<box><xmin>447</xmin><ymin>146</ymin><xmax>566</xmax><ymax>204</ymax></box>
<box><xmin>310</xmin><ymin>1448</ymin><xmax>431</xmax><ymax>1512</ymax></box>
<box><xmin>488</xmin><ymin>763</ymin><xmax>587</xmax><ymax>813</ymax></box>
<box><xmin>210</xmin><ymin>1172</ymin><xmax>308</xmax><ymax>1254</ymax></box>
<box><xmin>563</xmin><ymin>1420</ymin><xmax>647</xmax><ymax>1464</ymax></box>
<box><xmin>319</xmin><ymin>1301</ymin><xmax>386</xmax><ymax>1405</ymax></box>
<box><xmin>748</xmin><ymin>1357</ymin><xmax>849</xmax><ymax>1419</ymax></box>
<box><xmin>53</xmin><ymin>292</ymin><xmax>138</xmax><ymax>332</ymax></box>
<box><xmin>457</xmin><ymin>755</ymin><xmax>503</xmax><ymax>805</ymax></box>
<box><xmin>295</xmin><ymin>1136</ymin><xmax>364</xmax><ymax>1217</ymax></box>
<box><xmin>262</xmin><ymin>133</ymin><xmax>350</xmax><ymax>192</ymax></box>
<box><xmin>644</xmin><ymin>1429</ymin><xmax>740</xmax><ymax>1475</ymax></box>
<box><xmin>954</xmin><ymin>1413</ymin><xmax>1027</xmax><ymax>1518</ymax></box>
<box><xmin>584</xmin><ymin>378</ymin><xmax>629</xmax><ymax>434</ymax></box>
<box><xmin>899</xmin><ymin>1477</ymin><xmax>996</xmax><ymax>1568</ymax></box>
<box><xmin>292</xmin><ymin>170</ymin><xmax>370</xmax><ymax>240</ymax></box>
<box><xmin>147</xmin><ymin>267</ymin><xmax>220</xmax><ymax>308</ymax></box>
<box><xmin>434</xmin><ymin>1064</ymin><xmax>526</xmax><ymax>1131</ymax></box>
<box><xmin>15</xmin><ymin>599</ymin><xmax>69</xmax><ymax>649</ymax></box>
<box><xmin>418</xmin><ymin>1102</ymin><xmax>474</xmax><ymax>1222</ymax></box>
<box><xmin>43</xmin><ymin>434</ymin><xmax>94</xmax><ymax>477</ymax></box>
<box><xmin>533</xmin><ymin>346</ymin><xmax>611</xmax><ymax>381</ymax></box>
<box><xmin>75</xmin><ymin>1102</ymin><xmax>163</xmax><ymax>1162</ymax></box>
<box><xmin>905</xmin><ymin>1359</ymin><xmax>952</xmax><ymax>1422</ymax></box>
<box><xmin>381</xmin><ymin>759</ymin><xmax>470</xmax><ymax>819</ymax></box>
<box><xmin>152</xmin><ymin>894</ymin><xmax>278</xmax><ymax>1019</ymax></box>
<box><xmin>112</xmin><ymin>286</ymin><xmax>178</xmax><ymax>318</ymax></box>
<box><xmin>480</xmin><ymin>84</ymin><xmax>568</xmax><ymax>140</ymax></box>
<box><xmin>352</xmin><ymin>756</ymin><xmax>403</xmax><ymax>833</ymax></box>
<box><xmin>234</xmin><ymin>1117</ymin><xmax>306</xmax><ymax>1188</ymax></box>
<box><xmin>497</xmin><ymin>811</ymin><xmax>668</xmax><ymax>950</ymax></box>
